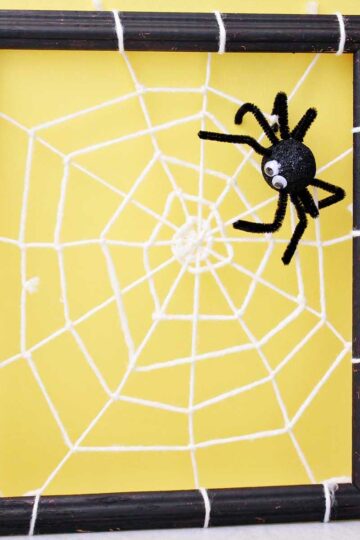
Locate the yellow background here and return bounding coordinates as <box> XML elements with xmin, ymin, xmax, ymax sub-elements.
<box><xmin>0</xmin><ymin>0</ymin><xmax>355</xmax><ymax>497</ymax></box>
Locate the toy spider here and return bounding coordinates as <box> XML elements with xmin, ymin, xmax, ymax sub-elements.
<box><xmin>198</xmin><ymin>92</ymin><xmax>345</xmax><ymax>265</ymax></box>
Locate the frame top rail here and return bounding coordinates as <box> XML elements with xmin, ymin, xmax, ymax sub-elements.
<box><xmin>0</xmin><ymin>10</ymin><xmax>360</xmax><ymax>52</ymax></box>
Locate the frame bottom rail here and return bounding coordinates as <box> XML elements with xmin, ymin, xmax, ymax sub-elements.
<box><xmin>1</xmin><ymin>483</ymin><xmax>360</xmax><ymax>535</ymax></box>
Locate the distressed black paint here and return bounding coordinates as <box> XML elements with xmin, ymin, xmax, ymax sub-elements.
<box><xmin>0</xmin><ymin>484</ymin><xmax>360</xmax><ymax>535</ymax></box>
<box><xmin>0</xmin><ymin>11</ymin><xmax>360</xmax><ymax>52</ymax></box>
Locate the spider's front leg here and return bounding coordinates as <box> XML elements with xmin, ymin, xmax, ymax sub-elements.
<box><xmin>198</xmin><ymin>130</ymin><xmax>270</xmax><ymax>156</ymax></box>
<box><xmin>233</xmin><ymin>191</ymin><xmax>288</xmax><ymax>233</ymax></box>
<box><xmin>282</xmin><ymin>195</ymin><xmax>307</xmax><ymax>265</ymax></box>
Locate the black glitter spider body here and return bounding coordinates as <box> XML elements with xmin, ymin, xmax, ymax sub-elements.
<box><xmin>198</xmin><ymin>92</ymin><xmax>345</xmax><ymax>265</ymax></box>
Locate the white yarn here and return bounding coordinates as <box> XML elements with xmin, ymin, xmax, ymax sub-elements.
<box><xmin>92</xmin><ymin>0</ymin><xmax>104</xmax><ymax>9</ymax></box>
<box><xmin>334</xmin><ymin>12</ymin><xmax>346</xmax><ymax>56</ymax></box>
<box><xmin>322</xmin><ymin>477</ymin><xmax>350</xmax><ymax>523</ymax></box>
<box><xmin>24</xmin><ymin>276</ymin><xmax>40</xmax><ymax>294</ymax></box>
<box><xmin>269</xmin><ymin>114</ymin><xmax>279</xmax><ymax>126</ymax></box>
<box><xmin>214</xmin><ymin>11</ymin><xmax>226</xmax><ymax>54</ymax></box>
<box><xmin>112</xmin><ymin>10</ymin><xmax>125</xmax><ymax>53</ymax></box>
<box><xmin>199</xmin><ymin>487</ymin><xmax>211</xmax><ymax>528</ymax></box>
<box><xmin>0</xmin><ymin>28</ymin><xmax>351</xmax><ymax>532</ymax></box>
<box><xmin>29</xmin><ymin>492</ymin><xmax>40</xmax><ymax>535</ymax></box>
<box><xmin>323</xmin><ymin>481</ymin><xmax>335</xmax><ymax>523</ymax></box>
<box><xmin>306</xmin><ymin>1</ymin><xmax>319</xmax><ymax>15</ymax></box>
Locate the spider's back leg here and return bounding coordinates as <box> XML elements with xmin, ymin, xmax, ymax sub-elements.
<box><xmin>297</xmin><ymin>188</ymin><xmax>319</xmax><ymax>218</ymax></box>
<box><xmin>282</xmin><ymin>195</ymin><xmax>308</xmax><ymax>265</ymax></box>
<box><xmin>309</xmin><ymin>178</ymin><xmax>345</xmax><ymax>209</ymax></box>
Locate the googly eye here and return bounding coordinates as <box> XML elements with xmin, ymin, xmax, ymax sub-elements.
<box><xmin>271</xmin><ymin>175</ymin><xmax>288</xmax><ymax>190</ymax></box>
<box><xmin>264</xmin><ymin>160</ymin><xmax>280</xmax><ymax>177</ymax></box>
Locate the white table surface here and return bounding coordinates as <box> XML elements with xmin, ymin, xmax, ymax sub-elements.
<box><xmin>5</xmin><ymin>521</ymin><xmax>360</xmax><ymax>540</ymax></box>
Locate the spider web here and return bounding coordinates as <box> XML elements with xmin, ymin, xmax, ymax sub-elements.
<box><xmin>0</xmin><ymin>10</ymin><xmax>353</xmax><ymax>533</ymax></box>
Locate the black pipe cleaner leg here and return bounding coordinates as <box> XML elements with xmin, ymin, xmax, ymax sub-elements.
<box><xmin>282</xmin><ymin>196</ymin><xmax>307</xmax><ymax>265</ymax></box>
<box><xmin>234</xmin><ymin>102</ymin><xmax>278</xmax><ymax>145</ymax></box>
<box><xmin>309</xmin><ymin>178</ymin><xmax>346</xmax><ymax>209</ymax></box>
<box><xmin>291</xmin><ymin>108</ymin><xmax>317</xmax><ymax>142</ymax></box>
<box><xmin>271</xmin><ymin>92</ymin><xmax>290</xmax><ymax>140</ymax></box>
<box><xmin>233</xmin><ymin>191</ymin><xmax>288</xmax><ymax>233</ymax></box>
<box><xmin>297</xmin><ymin>188</ymin><xmax>319</xmax><ymax>218</ymax></box>
<box><xmin>198</xmin><ymin>130</ymin><xmax>270</xmax><ymax>156</ymax></box>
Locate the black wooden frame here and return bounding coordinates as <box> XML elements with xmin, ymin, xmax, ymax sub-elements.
<box><xmin>0</xmin><ymin>10</ymin><xmax>360</xmax><ymax>535</ymax></box>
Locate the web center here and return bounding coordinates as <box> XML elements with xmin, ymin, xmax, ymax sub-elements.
<box><xmin>172</xmin><ymin>217</ymin><xmax>213</xmax><ymax>269</ymax></box>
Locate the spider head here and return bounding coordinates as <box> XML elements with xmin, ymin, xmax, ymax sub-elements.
<box><xmin>261</xmin><ymin>138</ymin><xmax>316</xmax><ymax>193</ymax></box>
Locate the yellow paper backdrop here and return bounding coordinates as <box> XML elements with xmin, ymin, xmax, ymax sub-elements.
<box><xmin>0</xmin><ymin>0</ymin><xmax>355</xmax><ymax>496</ymax></box>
